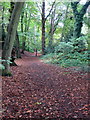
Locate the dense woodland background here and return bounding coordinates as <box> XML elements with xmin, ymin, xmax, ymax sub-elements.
<box><xmin>0</xmin><ymin>0</ymin><xmax>90</xmax><ymax>75</ymax></box>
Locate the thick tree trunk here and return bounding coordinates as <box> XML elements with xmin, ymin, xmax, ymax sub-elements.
<box><xmin>71</xmin><ymin>1</ymin><xmax>90</xmax><ymax>38</ymax></box>
<box><xmin>73</xmin><ymin>16</ymin><xmax>83</xmax><ymax>38</ymax></box>
<box><xmin>2</xmin><ymin>2</ymin><xmax>24</xmax><ymax>76</ymax></box>
<box><xmin>42</xmin><ymin>0</ymin><xmax>46</xmax><ymax>55</ymax></box>
<box><xmin>8</xmin><ymin>2</ymin><xmax>21</xmax><ymax>63</ymax></box>
<box><xmin>9</xmin><ymin>2</ymin><xmax>21</xmax><ymax>63</ymax></box>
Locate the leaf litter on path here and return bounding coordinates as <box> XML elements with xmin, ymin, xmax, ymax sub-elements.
<box><xmin>2</xmin><ymin>51</ymin><xmax>89</xmax><ymax>119</ymax></box>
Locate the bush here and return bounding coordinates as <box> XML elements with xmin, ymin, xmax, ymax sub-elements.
<box><xmin>70</xmin><ymin>36</ymin><xmax>88</xmax><ymax>52</ymax></box>
<box><xmin>45</xmin><ymin>43</ymin><xmax>58</xmax><ymax>54</ymax></box>
<box><xmin>41</xmin><ymin>52</ymin><xmax>88</xmax><ymax>67</ymax></box>
<box><xmin>55</xmin><ymin>42</ymin><xmax>73</xmax><ymax>54</ymax></box>
<box><xmin>41</xmin><ymin>35</ymin><xmax>88</xmax><ymax>68</ymax></box>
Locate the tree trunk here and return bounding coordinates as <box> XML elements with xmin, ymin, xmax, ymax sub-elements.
<box><xmin>2</xmin><ymin>2</ymin><xmax>24</xmax><ymax>76</ymax></box>
<box><xmin>42</xmin><ymin>0</ymin><xmax>46</xmax><ymax>55</ymax></box>
<box><xmin>1</xmin><ymin>6</ymin><xmax>6</xmax><ymax>49</ymax></box>
<box><xmin>41</xmin><ymin>0</ymin><xmax>56</xmax><ymax>55</ymax></box>
<box><xmin>9</xmin><ymin>2</ymin><xmax>21</xmax><ymax>61</ymax></box>
<box><xmin>21</xmin><ymin>8</ymin><xmax>26</xmax><ymax>54</ymax></box>
<box><xmin>73</xmin><ymin>16</ymin><xmax>83</xmax><ymax>38</ymax></box>
<box><xmin>21</xmin><ymin>11</ymin><xmax>28</xmax><ymax>54</ymax></box>
<box><xmin>21</xmin><ymin>40</ymin><xmax>25</xmax><ymax>54</ymax></box>
<box><xmin>88</xmin><ymin>28</ymin><xmax>90</xmax><ymax>66</ymax></box>
<box><xmin>71</xmin><ymin>1</ymin><xmax>90</xmax><ymax>38</ymax></box>
<box><xmin>61</xmin><ymin>4</ymin><xmax>69</xmax><ymax>42</ymax></box>
<box><xmin>48</xmin><ymin>9</ymin><xmax>55</xmax><ymax>48</ymax></box>
<box><xmin>15</xmin><ymin>31</ymin><xmax>21</xmax><ymax>58</ymax></box>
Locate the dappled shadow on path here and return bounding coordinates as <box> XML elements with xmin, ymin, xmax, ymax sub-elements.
<box><xmin>2</xmin><ymin>51</ymin><xmax>89</xmax><ymax>119</ymax></box>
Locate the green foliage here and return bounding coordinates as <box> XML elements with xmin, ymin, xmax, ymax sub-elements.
<box><xmin>0</xmin><ymin>64</ymin><xmax>5</xmax><ymax>70</ymax></box>
<box><xmin>55</xmin><ymin>42</ymin><xmax>73</xmax><ymax>54</ymax></box>
<box><xmin>45</xmin><ymin>44</ymin><xmax>57</xmax><ymax>54</ymax></box>
<box><xmin>41</xmin><ymin>36</ymin><xmax>88</xmax><ymax>68</ymax></box>
<box><xmin>70</xmin><ymin>36</ymin><xmax>88</xmax><ymax>52</ymax></box>
<box><xmin>2</xmin><ymin>71</ymin><xmax>12</xmax><ymax>76</ymax></box>
<box><xmin>0</xmin><ymin>58</ymin><xmax>5</xmax><ymax>70</ymax></box>
<box><xmin>55</xmin><ymin>36</ymin><xmax>87</xmax><ymax>54</ymax></box>
<box><xmin>41</xmin><ymin>51</ymin><xmax>88</xmax><ymax>67</ymax></box>
<box><xmin>0</xmin><ymin>57</ymin><xmax>12</xmax><ymax>70</ymax></box>
<box><xmin>84</xmin><ymin>16</ymin><xmax>90</xmax><ymax>27</ymax></box>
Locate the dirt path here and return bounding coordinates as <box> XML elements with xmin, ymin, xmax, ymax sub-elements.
<box><xmin>2</xmin><ymin>51</ymin><xmax>89</xmax><ymax>119</ymax></box>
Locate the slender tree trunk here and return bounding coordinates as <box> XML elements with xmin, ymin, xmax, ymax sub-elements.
<box><xmin>88</xmin><ymin>28</ymin><xmax>90</xmax><ymax>66</ymax></box>
<box><xmin>41</xmin><ymin>0</ymin><xmax>56</xmax><ymax>54</ymax></box>
<box><xmin>21</xmin><ymin>40</ymin><xmax>25</xmax><ymax>54</ymax></box>
<box><xmin>21</xmin><ymin>11</ymin><xmax>28</xmax><ymax>54</ymax></box>
<box><xmin>9</xmin><ymin>2</ymin><xmax>15</xmax><ymax>21</ymax></box>
<box><xmin>21</xmin><ymin>8</ymin><xmax>26</xmax><ymax>54</ymax></box>
<box><xmin>61</xmin><ymin>4</ymin><xmax>69</xmax><ymax>42</ymax></box>
<box><xmin>2</xmin><ymin>2</ymin><xmax>24</xmax><ymax>76</ymax></box>
<box><xmin>1</xmin><ymin>6</ymin><xmax>6</xmax><ymax>49</ymax></box>
<box><xmin>48</xmin><ymin>9</ymin><xmax>55</xmax><ymax>48</ymax></box>
<box><xmin>87</xmin><ymin>8</ymin><xmax>90</xmax><ymax>67</ymax></box>
<box><xmin>15</xmin><ymin>31</ymin><xmax>21</xmax><ymax>58</ymax></box>
<box><xmin>42</xmin><ymin>0</ymin><xmax>46</xmax><ymax>55</ymax></box>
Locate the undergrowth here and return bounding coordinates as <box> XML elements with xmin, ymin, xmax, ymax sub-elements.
<box><xmin>41</xmin><ymin>36</ymin><xmax>89</xmax><ymax>72</ymax></box>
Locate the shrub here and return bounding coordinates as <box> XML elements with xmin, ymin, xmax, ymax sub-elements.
<box><xmin>41</xmin><ymin>35</ymin><xmax>88</xmax><ymax>69</ymax></box>
<box><xmin>55</xmin><ymin>42</ymin><xmax>73</xmax><ymax>54</ymax></box>
<box><xmin>70</xmin><ymin>36</ymin><xmax>88</xmax><ymax>52</ymax></box>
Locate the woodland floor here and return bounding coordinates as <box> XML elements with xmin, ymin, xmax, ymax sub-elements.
<box><xmin>1</xmin><ymin>51</ymin><xmax>90</xmax><ymax>119</ymax></box>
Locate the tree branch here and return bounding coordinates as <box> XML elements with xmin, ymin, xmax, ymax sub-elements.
<box><xmin>48</xmin><ymin>13</ymin><xmax>61</xmax><ymax>35</ymax></box>
<box><xmin>71</xmin><ymin>2</ymin><xmax>79</xmax><ymax>17</ymax></box>
<box><xmin>80</xmin><ymin>1</ymin><xmax>90</xmax><ymax>17</ymax></box>
<box><xmin>45</xmin><ymin>0</ymin><xmax>56</xmax><ymax>21</ymax></box>
<box><xmin>53</xmin><ymin>14</ymin><xmax>61</xmax><ymax>33</ymax></box>
<box><xmin>36</xmin><ymin>2</ymin><xmax>42</xmax><ymax>16</ymax></box>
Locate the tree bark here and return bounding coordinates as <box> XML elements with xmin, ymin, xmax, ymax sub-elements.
<box><xmin>41</xmin><ymin>0</ymin><xmax>56</xmax><ymax>55</ymax></box>
<box><xmin>42</xmin><ymin>0</ymin><xmax>46</xmax><ymax>55</ymax></box>
<box><xmin>15</xmin><ymin>31</ymin><xmax>21</xmax><ymax>58</ymax></box>
<box><xmin>48</xmin><ymin>9</ymin><xmax>55</xmax><ymax>48</ymax></box>
<box><xmin>71</xmin><ymin>1</ymin><xmax>90</xmax><ymax>38</ymax></box>
<box><xmin>61</xmin><ymin>4</ymin><xmax>69</xmax><ymax>42</ymax></box>
<box><xmin>9</xmin><ymin>2</ymin><xmax>21</xmax><ymax>58</ymax></box>
<box><xmin>1</xmin><ymin>6</ymin><xmax>6</xmax><ymax>49</ymax></box>
<box><xmin>21</xmin><ymin>8</ymin><xmax>26</xmax><ymax>54</ymax></box>
<box><xmin>2</xmin><ymin>2</ymin><xmax>24</xmax><ymax>76</ymax></box>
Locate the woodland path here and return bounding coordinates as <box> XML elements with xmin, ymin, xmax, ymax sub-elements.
<box><xmin>2</xmin><ymin>51</ymin><xmax>89</xmax><ymax>119</ymax></box>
